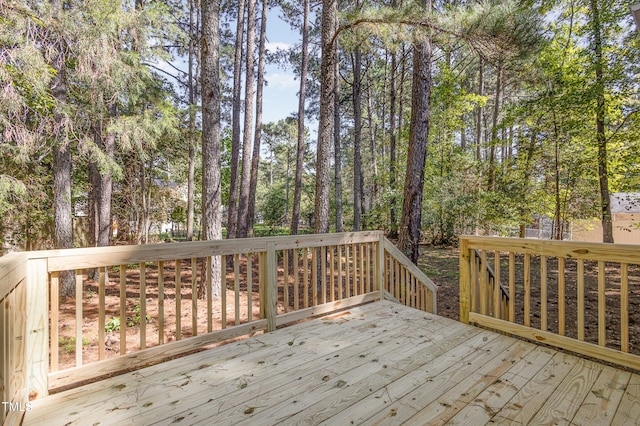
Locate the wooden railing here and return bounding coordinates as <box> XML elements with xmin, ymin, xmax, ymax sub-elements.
<box><xmin>0</xmin><ymin>231</ymin><xmax>436</xmax><ymax>424</ymax></box>
<box><xmin>471</xmin><ymin>249</ymin><xmax>510</xmax><ymax>321</ymax></box>
<box><xmin>460</xmin><ymin>236</ymin><xmax>640</xmax><ymax>371</ymax></box>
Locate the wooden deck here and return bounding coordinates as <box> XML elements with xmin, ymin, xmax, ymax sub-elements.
<box><xmin>22</xmin><ymin>301</ymin><xmax>640</xmax><ymax>425</ymax></box>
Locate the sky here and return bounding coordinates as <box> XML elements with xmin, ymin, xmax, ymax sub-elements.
<box><xmin>261</xmin><ymin>7</ymin><xmax>301</xmax><ymax>126</ymax></box>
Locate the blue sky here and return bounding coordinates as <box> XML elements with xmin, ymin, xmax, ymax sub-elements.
<box><xmin>261</xmin><ymin>7</ymin><xmax>300</xmax><ymax>125</ymax></box>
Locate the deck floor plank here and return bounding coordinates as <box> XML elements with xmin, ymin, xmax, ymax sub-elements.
<box><xmin>445</xmin><ymin>345</ymin><xmax>557</xmax><ymax>426</ymax></box>
<box><xmin>21</xmin><ymin>301</ymin><xmax>639</xmax><ymax>426</ymax></box>
<box><xmin>570</xmin><ymin>365</ymin><xmax>631</xmax><ymax>426</ymax></box>
<box><xmin>358</xmin><ymin>336</ymin><xmax>527</xmax><ymax>425</ymax></box>
<box><xmin>528</xmin><ymin>358</ymin><xmax>604</xmax><ymax>425</ymax></box>
<box><xmin>27</xmin><ymin>303</ymin><xmax>403</xmax><ymax>424</ymax></box>
<box><xmin>162</xmin><ymin>311</ymin><xmax>452</xmax><ymax>424</ymax></box>
<box><xmin>611</xmin><ymin>373</ymin><xmax>640</xmax><ymax>425</ymax></box>
<box><xmin>489</xmin><ymin>351</ymin><xmax>577</xmax><ymax>424</ymax></box>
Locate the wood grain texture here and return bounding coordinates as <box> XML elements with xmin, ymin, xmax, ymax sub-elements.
<box><xmin>21</xmin><ymin>301</ymin><xmax>640</xmax><ymax>426</ymax></box>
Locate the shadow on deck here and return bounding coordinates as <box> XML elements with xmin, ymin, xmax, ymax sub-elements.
<box><xmin>23</xmin><ymin>301</ymin><xmax>640</xmax><ymax>425</ymax></box>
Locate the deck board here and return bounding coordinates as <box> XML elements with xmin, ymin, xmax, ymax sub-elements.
<box><xmin>23</xmin><ymin>301</ymin><xmax>639</xmax><ymax>426</ymax></box>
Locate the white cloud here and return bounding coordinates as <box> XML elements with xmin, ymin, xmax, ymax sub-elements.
<box><xmin>265</xmin><ymin>41</ymin><xmax>292</xmax><ymax>53</ymax></box>
<box><xmin>266</xmin><ymin>72</ymin><xmax>298</xmax><ymax>90</ymax></box>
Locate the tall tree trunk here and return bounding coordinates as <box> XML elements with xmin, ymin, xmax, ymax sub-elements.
<box><xmin>333</xmin><ymin>39</ymin><xmax>343</xmax><ymax>232</ymax></box>
<box><xmin>237</xmin><ymin>0</ymin><xmax>257</xmax><ymax>238</ymax></box>
<box><xmin>590</xmin><ymin>0</ymin><xmax>613</xmax><ymax>243</ymax></box>
<box><xmin>488</xmin><ymin>61</ymin><xmax>502</xmax><ymax>191</ymax></box>
<box><xmin>51</xmin><ymin>0</ymin><xmax>73</xmax><ymax>295</ymax></box>
<box><xmin>227</xmin><ymin>0</ymin><xmax>246</xmax><ymax>239</ymax></box>
<box><xmin>291</xmin><ymin>0</ymin><xmax>310</xmax><ymax>236</ymax></box>
<box><xmin>398</xmin><ymin>0</ymin><xmax>432</xmax><ymax>263</ymax></box>
<box><xmin>366</xmin><ymin>66</ymin><xmax>378</xmax><ymax>207</ymax></box>
<box><xmin>201</xmin><ymin>0</ymin><xmax>222</xmax><ymax>298</ymax></box>
<box><xmin>314</xmin><ymin>0</ymin><xmax>337</xmax><ymax>234</ymax></box>
<box><xmin>475</xmin><ymin>57</ymin><xmax>484</xmax><ymax>162</ymax></box>
<box><xmin>186</xmin><ymin>0</ymin><xmax>198</xmax><ymax>241</ymax></box>
<box><xmin>247</xmin><ymin>0</ymin><xmax>268</xmax><ymax>236</ymax></box>
<box><xmin>353</xmin><ymin>49</ymin><xmax>363</xmax><ymax>231</ymax></box>
<box><xmin>388</xmin><ymin>47</ymin><xmax>398</xmax><ymax>237</ymax></box>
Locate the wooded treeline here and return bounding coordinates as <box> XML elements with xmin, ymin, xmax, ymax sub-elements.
<box><xmin>2</xmin><ymin>0</ymin><xmax>639</xmax><ymax>262</ymax></box>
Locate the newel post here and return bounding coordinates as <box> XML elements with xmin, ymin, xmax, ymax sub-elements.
<box><xmin>459</xmin><ymin>238</ymin><xmax>471</xmax><ymax>324</ymax></box>
<box><xmin>24</xmin><ymin>258</ymin><xmax>49</xmax><ymax>402</ymax></box>
<box><xmin>265</xmin><ymin>241</ymin><xmax>277</xmax><ymax>332</ymax></box>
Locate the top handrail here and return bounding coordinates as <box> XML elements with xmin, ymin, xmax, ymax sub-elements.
<box><xmin>461</xmin><ymin>235</ymin><xmax>640</xmax><ymax>264</ymax></box>
<box><xmin>12</xmin><ymin>231</ymin><xmax>382</xmax><ymax>273</ymax></box>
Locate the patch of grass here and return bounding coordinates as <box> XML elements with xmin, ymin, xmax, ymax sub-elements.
<box><xmin>59</xmin><ymin>336</ymin><xmax>89</xmax><ymax>353</ymax></box>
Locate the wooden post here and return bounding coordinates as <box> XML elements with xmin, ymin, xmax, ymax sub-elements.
<box><xmin>377</xmin><ymin>234</ymin><xmax>385</xmax><ymax>301</ymax></box>
<box><xmin>459</xmin><ymin>238</ymin><xmax>471</xmax><ymax>324</ymax></box>
<box><xmin>266</xmin><ymin>241</ymin><xmax>277</xmax><ymax>332</ymax></box>
<box><xmin>24</xmin><ymin>258</ymin><xmax>49</xmax><ymax>402</ymax></box>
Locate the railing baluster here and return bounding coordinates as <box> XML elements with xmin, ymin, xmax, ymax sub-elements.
<box><xmin>221</xmin><ymin>256</ymin><xmax>227</xmax><ymax>329</ymax></box>
<box><xmin>158</xmin><ymin>261</ymin><xmax>165</xmax><ymax>344</ymax></box>
<box><xmin>330</xmin><ymin>246</ymin><xmax>335</xmax><ymax>302</ymax></box>
<box><xmin>175</xmin><ymin>260</ymin><xmax>182</xmax><ymax>341</ymax></box>
<box><xmin>321</xmin><ymin>246</ymin><xmax>327</xmax><ymax>304</ymax></box>
<box><xmin>78</xmin><ymin>269</ymin><xmax>85</xmax><ymax>363</ymax></box>
<box><xmin>524</xmin><ymin>254</ymin><xmax>530</xmax><ymax>327</ymax></box>
<box><xmin>359</xmin><ymin>243</ymin><xmax>365</xmax><ymax>295</ymax></box>
<box><xmin>206</xmin><ymin>257</ymin><xmax>212</xmax><ymax>333</ymax></box>
<box><xmin>303</xmin><ymin>248</ymin><xmax>309</xmax><ymax>308</ymax></box>
<box><xmin>338</xmin><ymin>245</ymin><xmax>343</xmax><ymax>300</ymax></box>
<box><xmin>621</xmin><ymin>262</ymin><xmax>629</xmax><ymax>352</ymax></box>
<box><xmin>247</xmin><ymin>254</ymin><xmax>253</xmax><ymax>321</ymax></box>
<box><xmin>312</xmin><ymin>248</ymin><xmax>318</xmax><ymax>306</ymax></box>
<box><xmin>352</xmin><ymin>243</ymin><xmax>358</xmax><ymax>296</ymax></box>
<box><xmin>99</xmin><ymin>267</ymin><xmax>106</xmax><ymax>358</ymax></box>
<box><xmin>234</xmin><ymin>253</ymin><xmax>241</xmax><ymax>326</ymax></box>
<box><xmin>138</xmin><ymin>264</ymin><xmax>145</xmax><ymax>351</ymax></box>
<box><xmin>480</xmin><ymin>250</ymin><xmax>487</xmax><ymax>315</ymax></box>
<box><xmin>50</xmin><ymin>271</ymin><xmax>59</xmax><ymax>372</ymax></box>
<box><xmin>191</xmin><ymin>258</ymin><xmax>198</xmax><ymax>336</ymax></box>
<box><xmin>509</xmin><ymin>252</ymin><xmax>515</xmax><ymax>322</ymax></box>
<box><xmin>119</xmin><ymin>265</ymin><xmax>127</xmax><ymax>355</ymax></box>
<box><xmin>345</xmin><ymin>245</ymin><xmax>351</xmax><ymax>299</ymax></box>
<box><xmin>558</xmin><ymin>257</ymin><xmax>565</xmax><ymax>336</ymax></box>
<box><xmin>283</xmin><ymin>250</ymin><xmax>289</xmax><ymax>313</ymax></box>
<box><xmin>493</xmin><ymin>251</ymin><xmax>500</xmax><ymax>319</ymax></box>
<box><xmin>540</xmin><ymin>255</ymin><xmax>547</xmax><ymax>332</ymax></box>
<box><xmin>292</xmin><ymin>250</ymin><xmax>298</xmax><ymax>311</ymax></box>
<box><xmin>598</xmin><ymin>260</ymin><xmax>606</xmax><ymax>346</ymax></box>
<box><xmin>577</xmin><ymin>259</ymin><xmax>584</xmax><ymax>341</ymax></box>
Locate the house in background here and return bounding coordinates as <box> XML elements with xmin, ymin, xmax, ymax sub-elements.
<box><xmin>571</xmin><ymin>192</ymin><xmax>640</xmax><ymax>244</ymax></box>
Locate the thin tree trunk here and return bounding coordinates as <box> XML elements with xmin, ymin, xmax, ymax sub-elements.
<box><xmin>247</xmin><ymin>0</ymin><xmax>268</xmax><ymax>236</ymax></box>
<box><xmin>475</xmin><ymin>57</ymin><xmax>484</xmax><ymax>161</ymax></box>
<box><xmin>186</xmin><ymin>0</ymin><xmax>198</xmax><ymax>241</ymax></box>
<box><xmin>227</xmin><ymin>0</ymin><xmax>246</xmax><ymax>239</ymax></box>
<box><xmin>333</xmin><ymin>39</ymin><xmax>343</xmax><ymax>232</ymax></box>
<box><xmin>353</xmin><ymin>49</ymin><xmax>363</xmax><ymax>231</ymax></box>
<box><xmin>590</xmin><ymin>0</ymin><xmax>613</xmax><ymax>243</ymax></box>
<box><xmin>314</xmin><ymin>0</ymin><xmax>337</xmax><ymax>234</ymax></box>
<box><xmin>51</xmin><ymin>0</ymin><xmax>73</xmax><ymax>294</ymax></box>
<box><xmin>201</xmin><ymin>0</ymin><xmax>222</xmax><ymax>298</ymax></box>
<box><xmin>488</xmin><ymin>61</ymin><xmax>502</xmax><ymax>191</ymax></box>
<box><xmin>291</xmin><ymin>0</ymin><xmax>310</xmax><ymax>236</ymax></box>
<box><xmin>237</xmin><ymin>0</ymin><xmax>257</xmax><ymax>238</ymax></box>
<box><xmin>389</xmin><ymin>47</ymin><xmax>398</xmax><ymax>236</ymax></box>
<box><xmin>398</xmin><ymin>0</ymin><xmax>432</xmax><ymax>263</ymax></box>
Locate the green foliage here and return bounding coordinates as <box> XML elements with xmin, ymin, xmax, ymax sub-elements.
<box><xmin>58</xmin><ymin>336</ymin><xmax>89</xmax><ymax>353</ymax></box>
